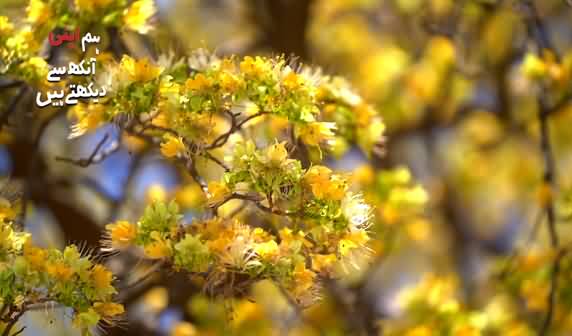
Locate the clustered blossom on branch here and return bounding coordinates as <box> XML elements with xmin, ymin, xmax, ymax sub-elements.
<box><xmin>66</xmin><ymin>51</ymin><xmax>384</xmax><ymax>160</ymax></box>
<box><xmin>0</xmin><ymin>197</ymin><xmax>123</xmax><ymax>335</ymax></box>
<box><xmin>105</xmin><ymin>144</ymin><xmax>374</xmax><ymax>306</ymax></box>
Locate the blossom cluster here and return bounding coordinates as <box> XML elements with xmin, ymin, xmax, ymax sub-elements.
<box><xmin>0</xmin><ymin>197</ymin><xmax>123</xmax><ymax>335</ymax></box>
<box><xmin>388</xmin><ymin>273</ymin><xmax>535</xmax><ymax>336</ymax></box>
<box><xmin>69</xmin><ymin>52</ymin><xmax>383</xmax><ymax>158</ymax></box>
<box><xmin>105</xmin><ymin>142</ymin><xmax>374</xmax><ymax>305</ymax></box>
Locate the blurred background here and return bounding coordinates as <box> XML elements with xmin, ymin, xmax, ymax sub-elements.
<box><xmin>1</xmin><ymin>0</ymin><xmax>572</xmax><ymax>335</ymax></box>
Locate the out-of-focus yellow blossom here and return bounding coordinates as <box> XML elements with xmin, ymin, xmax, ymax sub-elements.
<box><xmin>175</xmin><ymin>184</ymin><xmax>205</xmax><ymax>208</ymax></box>
<box><xmin>146</xmin><ymin>184</ymin><xmax>167</xmax><ymax>203</ymax></box>
<box><xmin>105</xmin><ymin>220</ymin><xmax>137</xmax><ymax>249</ymax></box>
<box><xmin>521</xmin><ymin>279</ymin><xmax>549</xmax><ymax>311</ymax></box>
<box><xmin>426</xmin><ymin>36</ymin><xmax>456</xmax><ymax>69</ymax></box>
<box><xmin>522</xmin><ymin>53</ymin><xmax>546</xmax><ymax>79</ymax></box>
<box><xmin>74</xmin><ymin>0</ymin><xmax>113</xmax><ymax>12</ymax></box>
<box><xmin>298</xmin><ymin>122</ymin><xmax>336</xmax><ymax>146</ymax></box>
<box><xmin>352</xmin><ymin>164</ymin><xmax>375</xmax><ymax>185</ymax></box>
<box><xmin>231</xmin><ymin>301</ymin><xmax>266</xmax><ymax>329</ymax></box>
<box><xmin>170</xmin><ymin>322</ymin><xmax>197</xmax><ymax>336</ymax></box>
<box><xmin>160</xmin><ymin>134</ymin><xmax>186</xmax><ymax>158</ymax></box>
<box><xmin>0</xmin><ymin>198</ymin><xmax>17</xmax><ymax>222</ymax></box>
<box><xmin>0</xmin><ymin>16</ymin><xmax>14</xmax><ymax>35</ymax></box>
<box><xmin>536</xmin><ymin>182</ymin><xmax>553</xmax><ymax>208</ymax></box>
<box><xmin>454</xmin><ymin>325</ymin><xmax>481</xmax><ymax>336</ymax></box>
<box><xmin>26</xmin><ymin>0</ymin><xmax>51</xmax><ymax>26</ymax></box>
<box><xmin>517</xmin><ymin>250</ymin><xmax>553</xmax><ymax>273</ymax></box>
<box><xmin>93</xmin><ymin>302</ymin><xmax>124</xmax><ymax>321</ymax></box>
<box><xmin>207</xmin><ymin>181</ymin><xmax>230</xmax><ymax>207</ymax></box>
<box><xmin>405</xmin><ymin>325</ymin><xmax>433</xmax><ymax>336</ymax></box>
<box><xmin>119</xmin><ymin>55</ymin><xmax>162</xmax><ymax>82</ymax></box>
<box><xmin>123</xmin><ymin>0</ymin><xmax>156</xmax><ymax>34</ymax></box>
<box><xmin>406</xmin><ymin>219</ymin><xmax>431</xmax><ymax>242</ymax></box>
<box><xmin>18</xmin><ymin>56</ymin><xmax>49</xmax><ymax>84</ymax></box>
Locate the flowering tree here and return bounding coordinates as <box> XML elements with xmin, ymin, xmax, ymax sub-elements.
<box><xmin>1</xmin><ymin>0</ymin><xmax>572</xmax><ymax>336</ymax></box>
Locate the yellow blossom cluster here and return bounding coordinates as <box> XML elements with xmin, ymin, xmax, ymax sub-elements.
<box><xmin>0</xmin><ymin>197</ymin><xmax>123</xmax><ymax>335</ymax></box>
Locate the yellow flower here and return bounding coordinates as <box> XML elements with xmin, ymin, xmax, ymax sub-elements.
<box><xmin>311</xmin><ymin>253</ymin><xmax>337</xmax><ymax>274</ymax></box>
<box><xmin>123</xmin><ymin>0</ymin><xmax>156</xmax><ymax>34</ymax></box>
<box><xmin>47</xmin><ymin>261</ymin><xmax>74</xmax><ymax>281</ymax></box>
<box><xmin>354</xmin><ymin>103</ymin><xmax>376</xmax><ymax>127</ymax></box>
<box><xmin>0</xmin><ymin>16</ymin><xmax>14</xmax><ymax>35</ymax></box>
<box><xmin>93</xmin><ymin>302</ymin><xmax>124</xmax><ymax>320</ymax></box>
<box><xmin>521</xmin><ymin>279</ymin><xmax>549</xmax><ymax>311</ymax></box>
<box><xmin>18</xmin><ymin>56</ymin><xmax>49</xmax><ymax>84</ymax></box>
<box><xmin>0</xmin><ymin>198</ymin><xmax>16</xmax><ymax>222</ymax></box>
<box><xmin>74</xmin><ymin>0</ymin><xmax>113</xmax><ymax>12</ymax></box>
<box><xmin>265</xmin><ymin>142</ymin><xmax>288</xmax><ymax>166</ymax></box>
<box><xmin>283</xmin><ymin>71</ymin><xmax>301</xmax><ymax>90</ymax></box>
<box><xmin>254</xmin><ymin>240</ymin><xmax>279</xmax><ymax>260</ymax></box>
<box><xmin>279</xmin><ymin>228</ymin><xmax>313</xmax><ymax>250</ymax></box>
<box><xmin>144</xmin><ymin>231</ymin><xmax>172</xmax><ymax>259</ymax></box>
<box><xmin>119</xmin><ymin>55</ymin><xmax>162</xmax><ymax>82</ymax></box>
<box><xmin>206</xmin><ymin>181</ymin><xmax>230</xmax><ymax>207</ymax></box>
<box><xmin>338</xmin><ymin>231</ymin><xmax>369</xmax><ymax>256</ymax></box>
<box><xmin>146</xmin><ymin>184</ymin><xmax>167</xmax><ymax>203</ymax></box>
<box><xmin>239</xmin><ymin>56</ymin><xmax>270</xmax><ymax>79</ymax></box>
<box><xmin>151</xmin><ymin>112</ymin><xmax>168</xmax><ymax>128</ymax></box>
<box><xmin>175</xmin><ymin>184</ymin><xmax>205</xmax><ymax>208</ymax></box>
<box><xmin>522</xmin><ymin>53</ymin><xmax>546</xmax><ymax>79</ymax></box>
<box><xmin>405</xmin><ymin>325</ymin><xmax>434</xmax><ymax>336</ymax></box>
<box><xmin>69</xmin><ymin>103</ymin><xmax>105</xmax><ymax>138</ymax></box>
<box><xmin>26</xmin><ymin>0</ymin><xmax>51</xmax><ymax>26</ymax></box>
<box><xmin>218</xmin><ymin>71</ymin><xmax>241</xmax><ymax>93</ymax></box>
<box><xmin>352</xmin><ymin>165</ymin><xmax>374</xmax><ymax>185</ymax></box>
<box><xmin>185</xmin><ymin>73</ymin><xmax>212</xmax><ymax>92</ymax></box>
<box><xmin>291</xmin><ymin>261</ymin><xmax>316</xmax><ymax>299</ymax></box>
<box><xmin>92</xmin><ymin>264</ymin><xmax>113</xmax><ymax>290</ymax></box>
<box><xmin>106</xmin><ymin>220</ymin><xmax>137</xmax><ymax>249</ymax></box>
<box><xmin>23</xmin><ymin>241</ymin><xmax>47</xmax><ymax>270</ymax></box>
<box><xmin>303</xmin><ymin>165</ymin><xmax>347</xmax><ymax>200</ymax></box>
<box><xmin>454</xmin><ymin>326</ymin><xmax>481</xmax><ymax>336</ymax></box>
<box><xmin>160</xmin><ymin>134</ymin><xmax>186</xmax><ymax>158</ymax></box>
<box><xmin>170</xmin><ymin>322</ymin><xmax>197</xmax><ymax>336</ymax></box>
<box><xmin>298</xmin><ymin>122</ymin><xmax>336</xmax><ymax>147</ymax></box>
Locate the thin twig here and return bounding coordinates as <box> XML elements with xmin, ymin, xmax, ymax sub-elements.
<box><xmin>522</xmin><ymin>1</ymin><xmax>562</xmax><ymax>334</ymax></box>
<box><xmin>56</xmin><ymin>133</ymin><xmax>120</xmax><ymax>167</ymax></box>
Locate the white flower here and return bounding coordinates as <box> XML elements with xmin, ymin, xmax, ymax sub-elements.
<box><xmin>342</xmin><ymin>193</ymin><xmax>372</xmax><ymax>231</ymax></box>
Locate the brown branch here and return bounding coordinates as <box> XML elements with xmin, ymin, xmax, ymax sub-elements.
<box><xmin>212</xmin><ymin>192</ymin><xmax>301</xmax><ymax>217</ymax></box>
<box><xmin>55</xmin><ymin>133</ymin><xmax>120</xmax><ymax>167</ymax></box>
<box><xmin>2</xmin><ymin>309</ymin><xmax>25</xmax><ymax>336</ymax></box>
<box><xmin>206</xmin><ymin>111</ymin><xmax>268</xmax><ymax>150</ymax></box>
<box><xmin>522</xmin><ymin>1</ymin><xmax>562</xmax><ymax>334</ymax></box>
